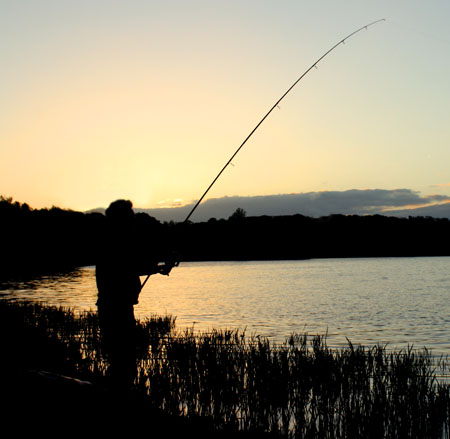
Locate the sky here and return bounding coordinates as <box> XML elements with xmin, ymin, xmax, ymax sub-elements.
<box><xmin>2</xmin><ymin>1</ymin><xmax>450</xmax><ymax>219</ymax></box>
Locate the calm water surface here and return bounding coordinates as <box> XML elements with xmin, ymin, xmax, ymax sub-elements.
<box><xmin>2</xmin><ymin>257</ymin><xmax>450</xmax><ymax>356</ymax></box>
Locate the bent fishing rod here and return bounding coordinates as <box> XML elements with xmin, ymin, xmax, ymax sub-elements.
<box><xmin>141</xmin><ymin>18</ymin><xmax>385</xmax><ymax>290</ymax></box>
<box><xmin>183</xmin><ymin>18</ymin><xmax>386</xmax><ymax>224</ymax></box>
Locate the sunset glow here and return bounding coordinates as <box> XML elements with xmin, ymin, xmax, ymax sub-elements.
<box><xmin>2</xmin><ymin>1</ymin><xmax>450</xmax><ymax>213</ymax></box>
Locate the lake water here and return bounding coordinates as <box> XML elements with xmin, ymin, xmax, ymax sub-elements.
<box><xmin>2</xmin><ymin>257</ymin><xmax>450</xmax><ymax>357</ymax></box>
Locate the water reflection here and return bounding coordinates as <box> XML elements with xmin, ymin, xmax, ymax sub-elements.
<box><xmin>1</xmin><ymin>257</ymin><xmax>450</xmax><ymax>358</ymax></box>
<box><xmin>0</xmin><ymin>267</ymin><xmax>98</xmax><ymax>310</ymax></box>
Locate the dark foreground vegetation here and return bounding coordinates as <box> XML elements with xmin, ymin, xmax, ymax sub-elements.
<box><xmin>2</xmin><ymin>300</ymin><xmax>450</xmax><ymax>438</ymax></box>
<box><xmin>1</xmin><ymin>196</ymin><xmax>450</xmax><ymax>279</ymax></box>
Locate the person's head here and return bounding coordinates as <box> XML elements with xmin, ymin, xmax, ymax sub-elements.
<box><xmin>105</xmin><ymin>199</ymin><xmax>134</xmax><ymax>223</ymax></box>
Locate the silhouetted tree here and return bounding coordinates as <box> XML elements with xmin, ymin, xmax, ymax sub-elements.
<box><xmin>228</xmin><ymin>208</ymin><xmax>247</xmax><ymax>221</ymax></box>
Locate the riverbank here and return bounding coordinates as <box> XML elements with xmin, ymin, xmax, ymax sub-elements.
<box><xmin>0</xmin><ymin>300</ymin><xmax>276</xmax><ymax>438</ymax></box>
<box><xmin>3</xmin><ymin>369</ymin><xmax>272</xmax><ymax>438</ymax></box>
<box><xmin>2</xmin><ymin>300</ymin><xmax>449</xmax><ymax>438</ymax></box>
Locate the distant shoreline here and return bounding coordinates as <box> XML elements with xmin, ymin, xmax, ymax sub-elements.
<box><xmin>1</xmin><ymin>196</ymin><xmax>449</xmax><ymax>279</ymax></box>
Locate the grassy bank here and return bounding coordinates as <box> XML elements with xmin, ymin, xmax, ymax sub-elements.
<box><xmin>1</xmin><ymin>300</ymin><xmax>449</xmax><ymax>438</ymax></box>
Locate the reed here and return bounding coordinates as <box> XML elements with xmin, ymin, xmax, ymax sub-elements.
<box><xmin>1</xmin><ymin>299</ymin><xmax>449</xmax><ymax>438</ymax></box>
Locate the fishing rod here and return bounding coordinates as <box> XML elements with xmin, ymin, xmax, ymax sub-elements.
<box><xmin>141</xmin><ymin>18</ymin><xmax>385</xmax><ymax>290</ymax></box>
<box><xmin>183</xmin><ymin>18</ymin><xmax>386</xmax><ymax>224</ymax></box>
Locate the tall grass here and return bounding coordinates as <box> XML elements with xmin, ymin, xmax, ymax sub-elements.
<box><xmin>1</xmin><ymin>300</ymin><xmax>449</xmax><ymax>438</ymax></box>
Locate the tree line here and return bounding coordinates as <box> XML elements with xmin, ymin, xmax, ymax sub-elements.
<box><xmin>1</xmin><ymin>196</ymin><xmax>449</xmax><ymax>279</ymax></box>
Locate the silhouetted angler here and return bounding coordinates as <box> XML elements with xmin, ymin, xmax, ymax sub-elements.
<box><xmin>95</xmin><ymin>199</ymin><xmax>173</xmax><ymax>387</ymax></box>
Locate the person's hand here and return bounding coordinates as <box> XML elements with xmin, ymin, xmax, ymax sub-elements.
<box><xmin>159</xmin><ymin>262</ymin><xmax>174</xmax><ymax>276</ymax></box>
<box><xmin>168</xmin><ymin>250</ymin><xmax>180</xmax><ymax>267</ymax></box>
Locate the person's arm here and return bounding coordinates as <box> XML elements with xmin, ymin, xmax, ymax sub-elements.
<box><xmin>137</xmin><ymin>250</ymin><xmax>179</xmax><ymax>277</ymax></box>
<box><xmin>136</xmin><ymin>259</ymin><xmax>159</xmax><ymax>277</ymax></box>
<box><xmin>137</xmin><ymin>260</ymin><xmax>174</xmax><ymax>276</ymax></box>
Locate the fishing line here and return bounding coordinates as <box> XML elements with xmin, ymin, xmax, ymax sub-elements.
<box><xmin>141</xmin><ymin>19</ymin><xmax>385</xmax><ymax>290</ymax></box>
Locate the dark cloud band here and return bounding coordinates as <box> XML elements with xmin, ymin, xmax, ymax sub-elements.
<box><xmin>134</xmin><ymin>189</ymin><xmax>450</xmax><ymax>222</ymax></box>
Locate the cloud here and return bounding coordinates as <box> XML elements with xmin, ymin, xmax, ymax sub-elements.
<box><xmin>134</xmin><ymin>189</ymin><xmax>450</xmax><ymax>222</ymax></box>
<box><xmin>381</xmin><ymin>201</ymin><xmax>450</xmax><ymax>218</ymax></box>
<box><xmin>156</xmin><ymin>198</ymin><xmax>185</xmax><ymax>208</ymax></box>
<box><xmin>431</xmin><ymin>183</ymin><xmax>450</xmax><ymax>188</ymax></box>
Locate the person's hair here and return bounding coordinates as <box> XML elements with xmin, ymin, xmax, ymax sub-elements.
<box><xmin>105</xmin><ymin>199</ymin><xmax>134</xmax><ymax>220</ymax></box>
